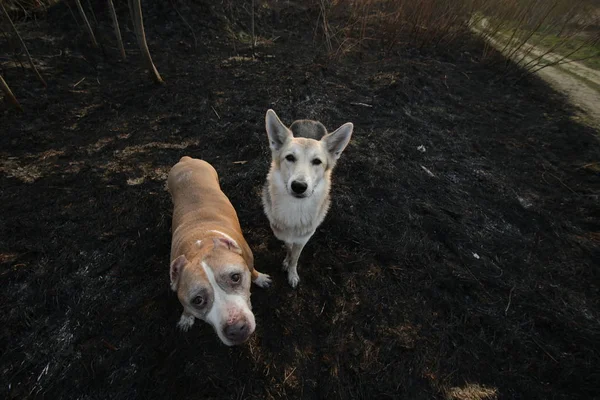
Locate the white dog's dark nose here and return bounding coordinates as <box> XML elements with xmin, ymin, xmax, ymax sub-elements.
<box><xmin>224</xmin><ymin>320</ymin><xmax>250</xmax><ymax>343</ymax></box>
<box><xmin>291</xmin><ymin>181</ymin><xmax>308</xmax><ymax>194</ymax></box>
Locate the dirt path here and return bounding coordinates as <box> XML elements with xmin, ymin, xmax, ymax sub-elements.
<box><xmin>536</xmin><ymin>59</ymin><xmax>600</xmax><ymax>126</ymax></box>
<box><xmin>474</xmin><ymin>20</ymin><xmax>600</xmax><ymax>128</ymax></box>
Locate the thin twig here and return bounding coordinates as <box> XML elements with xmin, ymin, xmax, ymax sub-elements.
<box><xmin>532</xmin><ymin>338</ymin><xmax>558</xmax><ymax>363</ymax></box>
<box><xmin>542</xmin><ymin>171</ymin><xmax>578</xmax><ymax>195</ymax></box>
<box><xmin>127</xmin><ymin>0</ymin><xmax>135</xmax><ymax>31</ymax></box>
<box><xmin>283</xmin><ymin>367</ymin><xmax>297</xmax><ymax>385</ymax></box>
<box><xmin>64</xmin><ymin>0</ymin><xmax>80</xmax><ymax>27</ymax></box>
<box><xmin>73</xmin><ymin>77</ymin><xmax>86</xmax><ymax>88</ymax></box>
<box><xmin>74</xmin><ymin>0</ymin><xmax>98</xmax><ymax>48</ymax></box>
<box><xmin>505</xmin><ymin>285</ymin><xmax>515</xmax><ymax>315</ymax></box>
<box><xmin>0</xmin><ymin>2</ymin><xmax>47</xmax><ymax>87</ymax></box>
<box><xmin>172</xmin><ymin>2</ymin><xmax>197</xmax><ymax>51</ymax></box>
<box><xmin>578</xmin><ymin>162</ymin><xmax>599</xmax><ymax>170</ymax></box>
<box><xmin>107</xmin><ymin>0</ymin><xmax>126</xmax><ymax>60</ymax></box>
<box><xmin>0</xmin><ymin>74</ymin><xmax>23</xmax><ymax>112</ymax></box>
<box><xmin>421</xmin><ymin>165</ymin><xmax>436</xmax><ymax>177</ymax></box>
<box><xmin>211</xmin><ymin>106</ymin><xmax>221</xmax><ymax>120</ymax></box>
<box><xmin>251</xmin><ymin>0</ymin><xmax>256</xmax><ymax>57</ymax></box>
<box><xmin>86</xmin><ymin>0</ymin><xmax>99</xmax><ymax>26</ymax></box>
<box><xmin>1</xmin><ymin>26</ymin><xmax>25</xmax><ymax>70</ymax></box>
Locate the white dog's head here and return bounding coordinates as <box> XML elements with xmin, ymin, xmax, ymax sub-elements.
<box><xmin>170</xmin><ymin>237</ymin><xmax>255</xmax><ymax>346</ymax></box>
<box><xmin>265</xmin><ymin>109</ymin><xmax>353</xmax><ymax>198</ymax></box>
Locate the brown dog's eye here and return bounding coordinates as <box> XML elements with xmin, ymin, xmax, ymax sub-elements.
<box><xmin>192</xmin><ymin>296</ymin><xmax>204</xmax><ymax>306</ymax></box>
<box><xmin>285</xmin><ymin>155</ymin><xmax>296</xmax><ymax>162</ymax></box>
<box><xmin>231</xmin><ymin>273</ymin><xmax>241</xmax><ymax>283</ymax></box>
<box><xmin>312</xmin><ymin>159</ymin><xmax>322</xmax><ymax>166</ymax></box>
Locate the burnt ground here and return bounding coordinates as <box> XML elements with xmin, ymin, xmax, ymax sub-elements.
<box><xmin>1</xmin><ymin>1</ymin><xmax>600</xmax><ymax>399</ymax></box>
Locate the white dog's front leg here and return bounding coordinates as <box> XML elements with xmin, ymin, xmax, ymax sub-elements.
<box><xmin>286</xmin><ymin>241</ymin><xmax>307</xmax><ymax>288</ymax></box>
<box><xmin>177</xmin><ymin>313</ymin><xmax>195</xmax><ymax>331</ymax></box>
<box><xmin>282</xmin><ymin>242</ymin><xmax>293</xmax><ymax>271</ymax></box>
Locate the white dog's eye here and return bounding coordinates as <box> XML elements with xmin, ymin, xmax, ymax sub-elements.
<box><xmin>312</xmin><ymin>159</ymin><xmax>322</xmax><ymax>166</ymax></box>
<box><xmin>285</xmin><ymin>155</ymin><xmax>296</xmax><ymax>162</ymax></box>
<box><xmin>192</xmin><ymin>296</ymin><xmax>204</xmax><ymax>306</ymax></box>
<box><xmin>230</xmin><ymin>273</ymin><xmax>241</xmax><ymax>283</ymax></box>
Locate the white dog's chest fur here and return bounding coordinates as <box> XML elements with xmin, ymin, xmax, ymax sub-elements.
<box><xmin>262</xmin><ymin>169</ymin><xmax>331</xmax><ymax>243</ymax></box>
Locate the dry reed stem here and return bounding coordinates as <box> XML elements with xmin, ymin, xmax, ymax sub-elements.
<box><xmin>74</xmin><ymin>0</ymin><xmax>98</xmax><ymax>48</ymax></box>
<box><xmin>0</xmin><ymin>74</ymin><xmax>23</xmax><ymax>112</ymax></box>
<box><xmin>130</xmin><ymin>0</ymin><xmax>164</xmax><ymax>84</ymax></box>
<box><xmin>172</xmin><ymin>2</ymin><xmax>197</xmax><ymax>51</ymax></box>
<box><xmin>251</xmin><ymin>0</ymin><xmax>256</xmax><ymax>56</ymax></box>
<box><xmin>85</xmin><ymin>0</ymin><xmax>98</xmax><ymax>26</ymax></box>
<box><xmin>0</xmin><ymin>1</ymin><xmax>47</xmax><ymax>87</ymax></box>
<box><xmin>107</xmin><ymin>0</ymin><xmax>126</xmax><ymax>60</ymax></box>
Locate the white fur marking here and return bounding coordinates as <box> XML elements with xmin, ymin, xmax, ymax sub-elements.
<box><xmin>177</xmin><ymin>170</ymin><xmax>193</xmax><ymax>183</ymax></box>
<box><xmin>208</xmin><ymin>230</ymin><xmax>239</xmax><ymax>249</ymax></box>
<box><xmin>201</xmin><ymin>261</ymin><xmax>255</xmax><ymax>346</ymax></box>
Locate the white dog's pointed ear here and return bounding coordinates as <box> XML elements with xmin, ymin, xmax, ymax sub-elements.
<box><xmin>323</xmin><ymin>122</ymin><xmax>353</xmax><ymax>159</ymax></box>
<box><xmin>265</xmin><ymin>109</ymin><xmax>292</xmax><ymax>151</ymax></box>
<box><xmin>212</xmin><ymin>237</ymin><xmax>243</xmax><ymax>255</ymax></box>
<box><xmin>170</xmin><ymin>255</ymin><xmax>188</xmax><ymax>291</ymax></box>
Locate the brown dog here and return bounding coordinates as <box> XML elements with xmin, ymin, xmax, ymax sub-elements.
<box><xmin>168</xmin><ymin>156</ymin><xmax>271</xmax><ymax>346</ymax></box>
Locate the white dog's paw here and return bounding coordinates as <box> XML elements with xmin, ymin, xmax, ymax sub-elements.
<box><xmin>287</xmin><ymin>270</ymin><xmax>300</xmax><ymax>288</ymax></box>
<box><xmin>282</xmin><ymin>257</ymin><xmax>290</xmax><ymax>271</ymax></box>
<box><xmin>177</xmin><ymin>313</ymin><xmax>195</xmax><ymax>331</ymax></box>
<box><xmin>253</xmin><ymin>272</ymin><xmax>272</xmax><ymax>288</ymax></box>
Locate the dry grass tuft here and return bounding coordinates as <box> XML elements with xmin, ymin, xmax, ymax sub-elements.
<box><xmin>2</xmin><ymin>0</ymin><xmax>61</xmax><ymax>18</ymax></box>
<box><xmin>312</xmin><ymin>0</ymin><xmax>600</xmax><ymax>72</ymax></box>
<box><xmin>446</xmin><ymin>383</ymin><xmax>498</xmax><ymax>400</ymax></box>
<box><xmin>314</xmin><ymin>0</ymin><xmax>474</xmax><ymax>58</ymax></box>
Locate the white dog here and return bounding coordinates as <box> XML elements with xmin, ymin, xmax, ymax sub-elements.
<box><xmin>261</xmin><ymin>109</ymin><xmax>353</xmax><ymax>287</ymax></box>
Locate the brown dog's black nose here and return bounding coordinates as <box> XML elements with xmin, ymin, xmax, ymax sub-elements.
<box><xmin>291</xmin><ymin>181</ymin><xmax>308</xmax><ymax>194</ymax></box>
<box><xmin>224</xmin><ymin>320</ymin><xmax>250</xmax><ymax>343</ymax></box>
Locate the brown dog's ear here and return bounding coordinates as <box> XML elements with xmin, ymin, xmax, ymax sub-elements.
<box><xmin>323</xmin><ymin>122</ymin><xmax>353</xmax><ymax>160</ymax></box>
<box><xmin>265</xmin><ymin>109</ymin><xmax>292</xmax><ymax>151</ymax></box>
<box><xmin>212</xmin><ymin>237</ymin><xmax>243</xmax><ymax>255</ymax></box>
<box><xmin>170</xmin><ymin>255</ymin><xmax>188</xmax><ymax>291</ymax></box>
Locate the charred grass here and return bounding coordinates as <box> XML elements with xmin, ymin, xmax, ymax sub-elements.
<box><xmin>1</xmin><ymin>1</ymin><xmax>600</xmax><ymax>399</ymax></box>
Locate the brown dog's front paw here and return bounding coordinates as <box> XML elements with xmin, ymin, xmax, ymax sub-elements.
<box><xmin>177</xmin><ymin>313</ymin><xmax>195</xmax><ymax>331</ymax></box>
<box><xmin>253</xmin><ymin>272</ymin><xmax>272</xmax><ymax>288</ymax></box>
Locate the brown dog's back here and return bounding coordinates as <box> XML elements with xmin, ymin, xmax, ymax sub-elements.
<box><xmin>168</xmin><ymin>156</ymin><xmax>252</xmax><ymax>268</ymax></box>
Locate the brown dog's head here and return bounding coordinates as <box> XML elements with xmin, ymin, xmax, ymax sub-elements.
<box><xmin>170</xmin><ymin>235</ymin><xmax>255</xmax><ymax>346</ymax></box>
